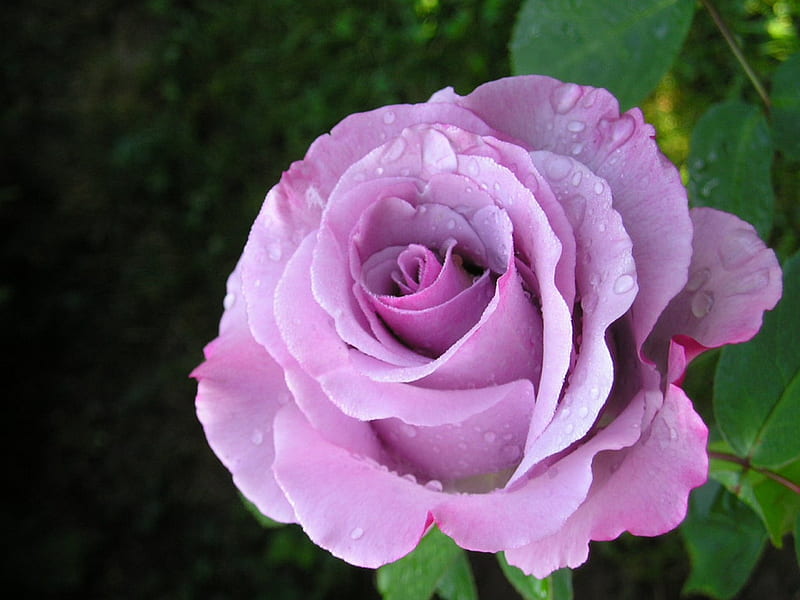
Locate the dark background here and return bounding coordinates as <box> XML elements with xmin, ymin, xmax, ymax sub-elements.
<box><xmin>3</xmin><ymin>0</ymin><xmax>797</xmax><ymax>597</ymax></box>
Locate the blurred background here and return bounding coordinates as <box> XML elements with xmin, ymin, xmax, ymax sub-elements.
<box><xmin>3</xmin><ymin>0</ymin><xmax>797</xmax><ymax>597</ymax></box>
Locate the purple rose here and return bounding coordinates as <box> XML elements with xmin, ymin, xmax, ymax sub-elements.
<box><xmin>193</xmin><ymin>76</ymin><xmax>781</xmax><ymax>576</ymax></box>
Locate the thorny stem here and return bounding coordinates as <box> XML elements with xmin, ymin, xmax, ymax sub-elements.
<box><xmin>699</xmin><ymin>0</ymin><xmax>771</xmax><ymax>111</ymax></box>
<box><xmin>709</xmin><ymin>451</ymin><xmax>800</xmax><ymax>495</ymax></box>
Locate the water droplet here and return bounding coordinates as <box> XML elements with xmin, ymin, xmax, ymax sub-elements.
<box><xmin>567</xmin><ymin>120</ymin><xmax>586</xmax><ymax>133</ymax></box>
<box><xmin>502</xmin><ymin>444</ymin><xmax>521</xmax><ymax>461</ymax></box>
<box><xmin>701</xmin><ymin>177</ymin><xmax>720</xmax><ymax>197</ymax></box>
<box><xmin>594</xmin><ymin>181</ymin><xmax>604</xmax><ymax>195</ymax></box>
<box><xmin>685</xmin><ymin>268</ymin><xmax>711</xmax><ymax>292</ymax></box>
<box><xmin>550</xmin><ymin>82</ymin><xmax>582</xmax><ymax>114</ymax></box>
<box><xmin>251</xmin><ymin>429</ymin><xmax>263</xmax><ymax>445</ymax></box>
<box><xmin>669</xmin><ymin>427</ymin><xmax>678</xmax><ymax>440</ymax></box>
<box><xmin>254</xmin><ymin>279</ymin><xmax>263</xmax><ymax>288</ymax></box>
<box><xmin>467</xmin><ymin>159</ymin><xmax>480</xmax><ymax>176</ymax></box>
<box><xmin>571</xmin><ymin>143</ymin><xmax>584</xmax><ymax>155</ymax></box>
<box><xmin>565</xmin><ymin>423</ymin><xmax>575</xmax><ymax>435</ymax></box>
<box><xmin>350</xmin><ymin>527</ymin><xmax>365</xmax><ymax>540</ymax></box>
<box><xmin>424</xmin><ymin>479</ymin><xmax>443</xmax><ymax>492</ymax></box>
<box><xmin>483</xmin><ymin>431</ymin><xmax>497</xmax><ymax>443</ymax></box>
<box><xmin>604</xmin><ymin>114</ymin><xmax>635</xmax><ymax>150</ymax></box>
<box><xmin>446</xmin><ymin>219</ymin><xmax>456</xmax><ymax>230</ymax></box>
<box><xmin>583</xmin><ymin>88</ymin><xmax>600</xmax><ymax>108</ymax></box>
<box><xmin>544</xmin><ymin>155</ymin><xmax>572</xmax><ymax>180</ymax></box>
<box><xmin>613</xmin><ymin>274</ymin><xmax>635</xmax><ymax>294</ymax></box>
<box><xmin>400</xmin><ymin>423</ymin><xmax>417</xmax><ymax>438</ymax></box>
<box><xmin>598</xmin><ymin>221</ymin><xmax>607</xmax><ymax>232</ymax></box>
<box><xmin>402</xmin><ymin>473</ymin><xmax>417</xmax><ymax>484</ymax></box>
<box><xmin>223</xmin><ymin>292</ymin><xmax>236</xmax><ymax>310</ymax></box>
<box><xmin>578</xmin><ymin>405</ymin><xmax>589</xmax><ymax>418</ymax></box>
<box><xmin>571</xmin><ymin>170</ymin><xmax>583</xmax><ymax>187</ymax></box>
<box><xmin>719</xmin><ymin>229</ymin><xmax>762</xmax><ymax>270</ymax></box>
<box><xmin>375</xmin><ymin>166</ymin><xmax>384</xmax><ymax>175</ymax></box>
<box><xmin>382</xmin><ymin>111</ymin><xmax>396</xmax><ymax>124</ymax></box>
<box><xmin>382</xmin><ymin>137</ymin><xmax>407</xmax><ymax>164</ymax></box>
<box><xmin>268</xmin><ymin>242</ymin><xmax>282</xmax><ymax>261</ymax></box>
<box><xmin>691</xmin><ymin>290</ymin><xmax>715</xmax><ymax>318</ymax></box>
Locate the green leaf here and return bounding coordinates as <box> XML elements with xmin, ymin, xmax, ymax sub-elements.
<box><xmin>498</xmin><ymin>553</ymin><xmax>573</xmax><ymax>600</ymax></box>
<box><xmin>239</xmin><ymin>493</ymin><xmax>286</xmax><ymax>529</ymax></box>
<box><xmin>710</xmin><ymin>438</ymin><xmax>800</xmax><ymax>546</ymax></box>
<box><xmin>376</xmin><ymin>528</ymin><xmax>477</xmax><ymax>600</ymax></box>
<box><xmin>510</xmin><ymin>0</ymin><xmax>695</xmax><ymax>109</ymax></box>
<box><xmin>681</xmin><ymin>481</ymin><xmax>767</xmax><ymax>600</ymax></box>
<box><xmin>714</xmin><ymin>251</ymin><xmax>800</xmax><ymax>469</ymax></box>
<box><xmin>772</xmin><ymin>52</ymin><xmax>800</xmax><ymax>160</ymax></box>
<box><xmin>687</xmin><ymin>101</ymin><xmax>775</xmax><ymax>239</ymax></box>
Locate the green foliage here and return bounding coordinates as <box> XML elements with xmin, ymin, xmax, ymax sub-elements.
<box><xmin>772</xmin><ymin>52</ymin><xmax>800</xmax><ymax>160</ymax></box>
<box><xmin>687</xmin><ymin>101</ymin><xmax>775</xmax><ymax>238</ymax></box>
<box><xmin>510</xmin><ymin>0</ymin><xmax>695</xmax><ymax>109</ymax></box>
<box><xmin>376</xmin><ymin>528</ymin><xmax>477</xmax><ymax>600</ymax></box>
<box><xmin>681</xmin><ymin>481</ymin><xmax>768</xmax><ymax>599</ymax></box>
<box><xmin>715</xmin><ymin>251</ymin><xmax>800</xmax><ymax>469</ymax></box>
<box><xmin>498</xmin><ymin>554</ymin><xmax>573</xmax><ymax>600</ymax></box>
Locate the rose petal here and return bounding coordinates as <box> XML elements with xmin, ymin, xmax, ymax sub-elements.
<box><xmin>272</xmin><ymin>404</ymin><xmax>438</xmax><ymax>568</ymax></box>
<box><xmin>510</xmin><ymin>151</ymin><xmax>637</xmax><ymax>483</ymax></box>
<box><xmin>275</xmin><ymin>232</ymin><xmax>538</xmax><ymax>425</ymax></box>
<box><xmin>645</xmin><ymin>207</ymin><xmax>782</xmax><ymax>375</ymax></box>
<box><xmin>193</xmin><ymin>265</ymin><xmax>296</xmax><ymax>523</ymax></box>
<box><xmin>505</xmin><ymin>384</ymin><xmax>708</xmax><ymax>577</ymax></box>
<box><xmin>443</xmin><ymin>75</ymin><xmax>692</xmax><ymax>348</ymax></box>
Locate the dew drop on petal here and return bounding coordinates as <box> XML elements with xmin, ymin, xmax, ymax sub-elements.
<box><xmin>502</xmin><ymin>444</ymin><xmax>521</xmax><ymax>461</ymax></box>
<box><xmin>578</xmin><ymin>405</ymin><xmax>589</xmax><ymax>418</ymax></box>
<box><xmin>268</xmin><ymin>242</ymin><xmax>282</xmax><ymax>261</ymax></box>
<box><xmin>544</xmin><ymin>155</ymin><xmax>572</xmax><ymax>180</ymax></box>
<box><xmin>609</xmin><ymin>114</ymin><xmax>635</xmax><ymax>147</ymax></box>
<box><xmin>550</xmin><ymin>82</ymin><xmax>582</xmax><ymax>114</ymax></box>
<box><xmin>594</xmin><ymin>181</ymin><xmax>605</xmax><ymax>195</ymax></box>
<box><xmin>567</xmin><ymin>120</ymin><xmax>586</xmax><ymax>133</ymax></box>
<box><xmin>382</xmin><ymin>111</ymin><xmax>396</xmax><ymax>124</ymax></box>
<box><xmin>613</xmin><ymin>274</ymin><xmax>635</xmax><ymax>294</ymax></box>
<box><xmin>571</xmin><ymin>170</ymin><xmax>583</xmax><ymax>187</ymax></box>
<box><xmin>424</xmin><ymin>479</ymin><xmax>443</xmax><ymax>492</ymax></box>
<box><xmin>691</xmin><ymin>290</ymin><xmax>715</xmax><ymax>318</ymax></box>
<box><xmin>402</xmin><ymin>473</ymin><xmax>417</xmax><ymax>484</ymax></box>
<box><xmin>350</xmin><ymin>527</ymin><xmax>365</xmax><ymax>540</ymax></box>
<box><xmin>400</xmin><ymin>423</ymin><xmax>418</xmax><ymax>438</ymax></box>
<box><xmin>382</xmin><ymin>137</ymin><xmax>407</xmax><ymax>164</ymax></box>
<box><xmin>483</xmin><ymin>431</ymin><xmax>497</xmax><ymax>443</ymax></box>
<box><xmin>564</xmin><ymin>423</ymin><xmax>574</xmax><ymax>435</ymax></box>
<box><xmin>223</xmin><ymin>292</ymin><xmax>236</xmax><ymax>310</ymax></box>
<box><xmin>685</xmin><ymin>267</ymin><xmax>711</xmax><ymax>292</ymax></box>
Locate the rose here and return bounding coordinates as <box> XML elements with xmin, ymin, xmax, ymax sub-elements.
<box><xmin>193</xmin><ymin>75</ymin><xmax>781</xmax><ymax>576</ymax></box>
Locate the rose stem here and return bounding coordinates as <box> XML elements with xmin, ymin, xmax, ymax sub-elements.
<box><xmin>699</xmin><ymin>0</ymin><xmax>771</xmax><ymax>112</ymax></box>
<box><xmin>709</xmin><ymin>450</ymin><xmax>800</xmax><ymax>496</ymax></box>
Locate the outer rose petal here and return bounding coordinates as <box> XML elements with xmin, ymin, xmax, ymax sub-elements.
<box><xmin>435</xmin><ymin>75</ymin><xmax>693</xmax><ymax>348</ymax></box>
<box><xmin>505</xmin><ymin>384</ymin><xmax>708</xmax><ymax>577</ymax></box>
<box><xmin>645</xmin><ymin>207</ymin><xmax>782</xmax><ymax>376</ymax></box>
<box><xmin>192</xmin><ymin>265</ymin><xmax>296</xmax><ymax>523</ymax></box>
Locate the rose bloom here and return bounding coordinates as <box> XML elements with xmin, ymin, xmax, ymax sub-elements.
<box><xmin>193</xmin><ymin>76</ymin><xmax>781</xmax><ymax>576</ymax></box>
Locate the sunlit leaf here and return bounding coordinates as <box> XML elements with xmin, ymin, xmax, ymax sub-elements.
<box><xmin>687</xmin><ymin>101</ymin><xmax>775</xmax><ymax>239</ymax></box>
<box><xmin>714</xmin><ymin>252</ymin><xmax>800</xmax><ymax>468</ymax></box>
<box><xmin>510</xmin><ymin>0</ymin><xmax>695</xmax><ymax>109</ymax></box>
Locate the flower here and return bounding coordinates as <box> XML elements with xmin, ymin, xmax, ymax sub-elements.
<box><xmin>192</xmin><ymin>75</ymin><xmax>781</xmax><ymax>576</ymax></box>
